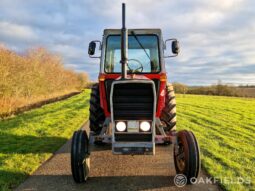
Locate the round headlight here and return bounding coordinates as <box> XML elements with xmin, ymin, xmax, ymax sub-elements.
<box><xmin>116</xmin><ymin>121</ymin><xmax>126</xmax><ymax>132</ymax></box>
<box><xmin>140</xmin><ymin>121</ymin><xmax>151</xmax><ymax>131</ymax></box>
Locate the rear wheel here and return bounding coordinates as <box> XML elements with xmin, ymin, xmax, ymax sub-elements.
<box><xmin>173</xmin><ymin>130</ymin><xmax>200</xmax><ymax>184</ymax></box>
<box><xmin>89</xmin><ymin>84</ymin><xmax>105</xmax><ymax>134</ymax></box>
<box><xmin>160</xmin><ymin>83</ymin><xmax>177</xmax><ymax>132</ymax></box>
<box><xmin>71</xmin><ymin>130</ymin><xmax>90</xmax><ymax>183</ymax></box>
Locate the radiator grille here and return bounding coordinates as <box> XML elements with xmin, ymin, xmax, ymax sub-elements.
<box><xmin>112</xmin><ymin>82</ymin><xmax>154</xmax><ymax>120</ymax></box>
<box><xmin>105</xmin><ymin>79</ymin><xmax>159</xmax><ymax>112</ymax></box>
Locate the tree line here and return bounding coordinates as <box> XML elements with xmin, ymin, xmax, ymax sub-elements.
<box><xmin>0</xmin><ymin>45</ymin><xmax>88</xmax><ymax>115</ymax></box>
<box><xmin>172</xmin><ymin>82</ymin><xmax>255</xmax><ymax>98</ymax></box>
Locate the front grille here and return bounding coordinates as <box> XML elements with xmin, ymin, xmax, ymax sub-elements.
<box><xmin>112</xmin><ymin>82</ymin><xmax>155</xmax><ymax>120</ymax></box>
<box><xmin>105</xmin><ymin>79</ymin><xmax>159</xmax><ymax>112</ymax></box>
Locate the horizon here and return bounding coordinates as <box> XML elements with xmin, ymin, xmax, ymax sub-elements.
<box><xmin>0</xmin><ymin>0</ymin><xmax>255</xmax><ymax>85</ymax></box>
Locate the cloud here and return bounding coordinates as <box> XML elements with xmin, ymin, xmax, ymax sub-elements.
<box><xmin>0</xmin><ymin>0</ymin><xmax>254</xmax><ymax>85</ymax></box>
<box><xmin>0</xmin><ymin>21</ymin><xmax>38</xmax><ymax>41</ymax></box>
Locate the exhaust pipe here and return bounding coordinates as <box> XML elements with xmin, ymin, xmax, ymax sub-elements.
<box><xmin>120</xmin><ymin>3</ymin><xmax>128</xmax><ymax>79</ymax></box>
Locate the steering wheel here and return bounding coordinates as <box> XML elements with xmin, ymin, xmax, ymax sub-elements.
<box><xmin>127</xmin><ymin>59</ymin><xmax>144</xmax><ymax>72</ymax></box>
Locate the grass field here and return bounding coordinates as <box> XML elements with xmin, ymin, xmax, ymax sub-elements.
<box><xmin>177</xmin><ymin>94</ymin><xmax>255</xmax><ymax>191</ymax></box>
<box><xmin>0</xmin><ymin>90</ymin><xmax>90</xmax><ymax>191</ymax></box>
<box><xmin>1</xmin><ymin>90</ymin><xmax>254</xmax><ymax>191</ymax></box>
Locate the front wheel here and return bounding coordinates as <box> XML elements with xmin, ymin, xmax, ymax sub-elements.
<box><xmin>173</xmin><ymin>130</ymin><xmax>200</xmax><ymax>184</ymax></box>
<box><xmin>71</xmin><ymin>130</ymin><xmax>90</xmax><ymax>183</ymax></box>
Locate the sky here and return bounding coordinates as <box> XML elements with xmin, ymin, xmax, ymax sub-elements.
<box><xmin>0</xmin><ymin>0</ymin><xmax>255</xmax><ymax>85</ymax></box>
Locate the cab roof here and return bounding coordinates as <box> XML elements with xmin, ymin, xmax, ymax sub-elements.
<box><xmin>103</xmin><ymin>29</ymin><xmax>162</xmax><ymax>36</ymax></box>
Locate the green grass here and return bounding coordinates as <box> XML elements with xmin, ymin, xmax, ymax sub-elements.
<box><xmin>0</xmin><ymin>90</ymin><xmax>90</xmax><ymax>191</ymax></box>
<box><xmin>176</xmin><ymin>94</ymin><xmax>255</xmax><ymax>191</ymax></box>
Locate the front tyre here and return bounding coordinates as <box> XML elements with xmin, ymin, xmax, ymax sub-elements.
<box><xmin>173</xmin><ymin>130</ymin><xmax>200</xmax><ymax>184</ymax></box>
<box><xmin>71</xmin><ymin>130</ymin><xmax>90</xmax><ymax>183</ymax></box>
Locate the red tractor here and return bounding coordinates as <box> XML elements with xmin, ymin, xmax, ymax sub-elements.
<box><xmin>71</xmin><ymin>3</ymin><xmax>200</xmax><ymax>185</ymax></box>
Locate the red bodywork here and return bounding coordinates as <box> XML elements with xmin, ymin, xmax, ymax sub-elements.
<box><xmin>98</xmin><ymin>73</ymin><xmax>167</xmax><ymax>118</ymax></box>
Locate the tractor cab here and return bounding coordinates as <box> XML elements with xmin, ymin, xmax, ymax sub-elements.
<box><xmin>103</xmin><ymin>29</ymin><xmax>163</xmax><ymax>74</ymax></box>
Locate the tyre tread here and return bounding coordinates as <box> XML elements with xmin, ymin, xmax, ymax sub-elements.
<box><xmin>89</xmin><ymin>84</ymin><xmax>105</xmax><ymax>134</ymax></box>
<box><xmin>160</xmin><ymin>83</ymin><xmax>177</xmax><ymax>131</ymax></box>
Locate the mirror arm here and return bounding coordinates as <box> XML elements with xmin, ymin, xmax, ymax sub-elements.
<box><xmin>164</xmin><ymin>38</ymin><xmax>178</xmax><ymax>45</ymax></box>
<box><xmin>89</xmin><ymin>55</ymin><xmax>101</xmax><ymax>58</ymax></box>
<box><xmin>164</xmin><ymin>54</ymin><xmax>178</xmax><ymax>58</ymax></box>
<box><xmin>92</xmin><ymin>40</ymin><xmax>102</xmax><ymax>50</ymax></box>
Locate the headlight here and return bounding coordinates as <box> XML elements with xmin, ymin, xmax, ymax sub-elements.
<box><xmin>140</xmin><ymin>121</ymin><xmax>151</xmax><ymax>131</ymax></box>
<box><xmin>116</xmin><ymin>121</ymin><xmax>127</xmax><ymax>132</ymax></box>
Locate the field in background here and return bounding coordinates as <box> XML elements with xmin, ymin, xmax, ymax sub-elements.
<box><xmin>0</xmin><ymin>90</ymin><xmax>90</xmax><ymax>191</ymax></box>
<box><xmin>0</xmin><ymin>46</ymin><xmax>88</xmax><ymax>117</ymax></box>
<box><xmin>177</xmin><ymin>94</ymin><xmax>255</xmax><ymax>191</ymax></box>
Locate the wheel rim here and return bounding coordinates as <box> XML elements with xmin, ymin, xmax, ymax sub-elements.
<box><xmin>82</xmin><ymin>157</ymin><xmax>90</xmax><ymax>180</ymax></box>
<box><xmin>175</xmin><ymin>142</ymin><xmax>186</xmax><ymax>172</ymax></box>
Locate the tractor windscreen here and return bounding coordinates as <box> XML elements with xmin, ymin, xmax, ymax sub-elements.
<box><xmin>105</xmin><ymin>35</ymin><xmax>160</xmax><ymax>73</ymax></box>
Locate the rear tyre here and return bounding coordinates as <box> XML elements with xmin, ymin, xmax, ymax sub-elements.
<box><xmin>173</xmin><ymin>130</ymin><xmax>200</xmax><ymax>184</ymax></box>
<box><xmin>160</xmin><ymin>83</ymin><xmax>177</xmax><ymax>132</ymax></box>
<box><xmin>89</xmin><ymin>84</ymin><xmax>105</xmax><ymax>134</ymax></box>
<box><xmin>71</xmin><ymin>130</ymin><xmax>90</xmax><ymax>183</ymax></box>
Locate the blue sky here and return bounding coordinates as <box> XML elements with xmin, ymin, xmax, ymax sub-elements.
<box><xmin>0</xmin><ymin>0</ymin><xmax>255</xmax><ymax>85</ymax></box>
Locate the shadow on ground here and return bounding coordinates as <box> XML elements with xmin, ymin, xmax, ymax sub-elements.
<box><xmin>0</xmin><ymin>132</ymin><xmax>68</xmax><ymax>154</ymax></box>
<box><xmin>16</xmin><ymin>174</ymin><xmax>175</xmax><ymax>191</ymax></box>
<box><xmin>0</xmin><ymin>170</ymin><xmax>27</xmax><ymax>191</ymax></box>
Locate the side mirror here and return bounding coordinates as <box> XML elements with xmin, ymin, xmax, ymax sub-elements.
<box><xmin>164</xmin><ymin>38</ymin><xmax>180</xmax><ymax>58</ymax></box>
<box><xmin>172</xmin><ymin>40</ymin><xmax>179</xmax><ymax>54</ymax></box>
<box><xmin>88</xmin><ymin>41</ymin><xmax>96</xmax><ymax>55</ymax></box>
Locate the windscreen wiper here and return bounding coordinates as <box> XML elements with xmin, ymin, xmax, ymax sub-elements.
<box><xmin>131</xmin><ymin>31</ymin><xmax>151</xmax><ymax>61</ymax></box>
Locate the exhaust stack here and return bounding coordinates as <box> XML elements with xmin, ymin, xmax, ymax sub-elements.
<box><xmin>120</xmin><ymin>3</ymin><xmax>128</xmax><ymax>79</ymax></box>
